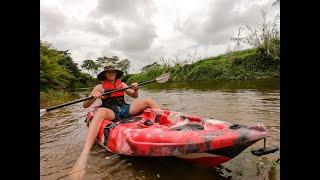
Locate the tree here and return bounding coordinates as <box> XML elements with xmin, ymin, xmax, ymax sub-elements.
<box><xmin>96</xmin><ymin>56</ymin><xmax>120</xmax><ymax>68</ymax></box>
<box><xmin>58</xmin><ymin>51</ymin><xmax>81</xmax><ymax>77</ymax></box>
<box><xmin>81</xmin><ymin>60</ymin><xmax>99</xmax><ymax>77</ymax></box>
<box><xmin>141</xmin><ymin>62</ymin><xmax>160</xmax><ymax>72</ymax></box>
<box><xmin>40</xmin><ymin>41</ymin><xmax>95</xmax><ymax>91</ymax></box>
<box><xmin>96</xmin><ymin>56</ymin><xmax>108</xmax><ymax>67</ymax></box>
<box><xmin>109</xmin><ymin>56</ymin><xmax>120</xmax><ymax>64</ymax></box>
<box><xmin>40</xmin><ymin>41</ymin><xmax>75</xmax><ymax>90</ymax></box>
<box><xmin>117</xmin><ymin>59</ymin><xmax>131</xmax><ymax>75</ymax></box>
<box><xmin>95</xmin><ymin>56</ymin><xmax>131</xmax><ymax>74</ymax></box>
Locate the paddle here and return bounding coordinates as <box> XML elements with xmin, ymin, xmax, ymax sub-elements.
<box><xmin>40</xmin><ymin>73</ymin><xmax>170</xmax><ymax>117</ymax></box>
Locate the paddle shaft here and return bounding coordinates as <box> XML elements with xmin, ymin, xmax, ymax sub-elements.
<box><xmin>45</xmin><ymin>79</ymin><xmax>156</xmax><ymax>112</ymax></box>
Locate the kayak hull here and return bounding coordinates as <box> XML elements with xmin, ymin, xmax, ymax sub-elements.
<box><xmin>85</xmin><ymin>107</ymin><xmax>268</xmax><ymax>167</ymax></box>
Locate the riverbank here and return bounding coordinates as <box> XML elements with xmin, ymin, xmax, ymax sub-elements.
<box><xmin>40</xmin><ymin>90</ymin><xmax>80</xmax><ymax>108</ymax></box>
<box><xmin>126</xmin><ymin>48</ymin><xmax>280</xmax><ymax>84</ymax></box>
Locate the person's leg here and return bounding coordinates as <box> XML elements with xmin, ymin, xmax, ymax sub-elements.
<box><xmin>82</xmin><ymin>108</ymin><xmax>115</xmax><ymax>154</ymax></box>
<box><xmin>69</xmin><ymin>108</ymin><xmax>115</xmax><ymax>179</ymax></box>
<box><xmin>129</xmin><ymin>98</ymin><xmax>160</xmax><ymax>115</ymax></box>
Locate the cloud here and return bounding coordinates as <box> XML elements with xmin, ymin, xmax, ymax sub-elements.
<box><xmin>91</xmin><ymin>0</ymin><xmax>156</xmax><ymax>23</ymax></box>
<box><xmin>110</xmin><ymin>23</ymin><xmax>157</xmax><ymax>52</ymax></box>
<box><xmin>175</xmin><ymin>0</ymin><xmax>272</xmax><ymax>45</ymax></box>
<box><xmin>81</xmin><ymin>18</ymin><xmax>119</xmax><ymax>37</ymax></box>
<box><xmin>90</xmin><ymin>0</ymin><xmax>158</xmax><ymax>52</ymax></box>
<box><xmin>40</xmin><ymin>0</ymin><xmax>278</xmax><ymax>73</ymax></box>
<box><xmin>40</xmin><ymin>7</ymin><xmax>68</xmax><ymax>37</ymax></box>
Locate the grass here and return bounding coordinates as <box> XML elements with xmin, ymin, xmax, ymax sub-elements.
<box><xmin>40</xmin><ymin>89</ymin><xmax>80</xmax><ymax>108</ymax></box>
<box><xmin>126</xmin><ymin>48</ymin><xmax>280</xmax><ymax>84</ymax></box>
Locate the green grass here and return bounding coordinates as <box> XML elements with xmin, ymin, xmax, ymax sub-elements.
<box><xmin>127</xmin><ymin>48</ymin><xmax>280</xmax><ymax>84</ymax></box>
<box><xmin>40</xmin><ymin>89</ymin><xmax>80</xmax><ymax>108</ymax></box>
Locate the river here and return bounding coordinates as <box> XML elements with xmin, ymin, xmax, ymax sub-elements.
<box><xmin>40</xmin><ymin>79</ymin><xmax>280</xmax><ymax>180</ymax></box>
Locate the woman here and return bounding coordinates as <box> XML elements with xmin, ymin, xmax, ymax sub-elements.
<box><xmin>69</xmin><ymin>63</ymin><xmax>160</xmax><ymax>178</ymax></box>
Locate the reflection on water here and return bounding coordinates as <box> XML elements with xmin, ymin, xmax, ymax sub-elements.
<box><xmin>40</xmin><ymin>79</ymin><xmax>280</xmax><ymax>179</ymax></box>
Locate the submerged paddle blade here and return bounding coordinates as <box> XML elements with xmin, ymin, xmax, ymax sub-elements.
<box><xmin>40</xmin><ymin>109</ymin><xmax>47</xmax><ymax>117</ymax></box>
<box><xmin>156</xmin><ymin>73</ymin><xmax>170</xmax><ymax>83</ymax></box>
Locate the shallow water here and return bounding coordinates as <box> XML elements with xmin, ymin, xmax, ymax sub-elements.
<box><xmin>40</xmin><ymin>79</ymin><xmax>280</xmax><ymax>179</ymax></box>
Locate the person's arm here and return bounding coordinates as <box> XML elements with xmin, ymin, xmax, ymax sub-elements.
<box><xmin>83</xmin><ymin>84</ymin><xmax>104</xmax><ymax>108</ymax></box>
<box><xmin>123</xmin><ymin>82</ymin><xmax>138</xmax><ymax>98</ymax></box>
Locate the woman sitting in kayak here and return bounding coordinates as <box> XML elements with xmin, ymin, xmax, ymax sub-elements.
<box><xmin>70</xmin><ymin>63</ymin><xmax>160</xmax><ymax>177</ymax></box>
<box><xmin>70</xmin><ymin>65</ymin><xmax>160</xmax><ymax>179</ymax></box>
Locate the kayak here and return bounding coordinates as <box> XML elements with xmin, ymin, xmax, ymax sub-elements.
<box><xmin>85</xmin><ymin>107</ymin><xmax>269</xmax><ymax>167</ymax></box>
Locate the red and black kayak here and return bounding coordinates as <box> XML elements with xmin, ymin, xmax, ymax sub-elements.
<box><xmin>85</xmin><ymin>107</ymin><xmax>275</xmax><ymax>167</ymax></box>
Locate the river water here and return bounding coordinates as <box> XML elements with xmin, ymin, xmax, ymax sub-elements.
<box><xmin>40</xmin><ymin>79</ymin><xmax>280</xmax><ymax>180</ymax></box>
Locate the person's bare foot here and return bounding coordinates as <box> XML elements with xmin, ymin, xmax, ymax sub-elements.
<box><xmin>68</xmin><ymin>152</ymin><xmax>89</xmax><ymax>179</ymax></box>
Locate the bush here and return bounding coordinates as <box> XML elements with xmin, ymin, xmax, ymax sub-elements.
<box><xmin>40</xmin><ymin>89</ymin><xmax>80</xmax><ymax>108</ymax></box>
<box><xmin>40</xmin><ymin>41</ymin><xmax>97</xmax><ymax>92</ymax></box>
<box><xmin>186</xmin><ymin>63</ymin><xmax>228</xmax><ymax>80</ymax></box>
<box><xmin>127</xmin><ymin>67</ymin><xmax>167</xmax><ymax>84</ymax></box>
<box><xmin>121</xmin><ymin>74</ymin><xmax>133</xmax><ymax>83</ymax></box>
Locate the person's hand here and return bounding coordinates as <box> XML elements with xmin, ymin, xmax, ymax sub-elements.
<box><xmin>91</xmin><ymin>90</ymin><xmax>102</xmax><ymax>99</ymax></box>
<box><xmin>131</xmin><ymin>82</ymin><xmax>139</xmax><ymax>90</ymax></box>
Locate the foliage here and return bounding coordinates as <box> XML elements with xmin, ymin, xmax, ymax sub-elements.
<box><xmin>126</xmin><ymin>47</ymin><xmax>280</xmax><ymax>84</ymax></box>
<box><xmin>117</xmin><ymin>59</ymin><xmax>130</xmax><ymax>75</ymax></box>
<box><xmin>141</xmin><ymin>62</ymin><xmax>161</xmax><ymax>72</ymax></box>
<box><xmin>127</xmin><ymin>67</ymin><xmax>166</xmax><ymax>84</ymax></box>
<box><xmin>121</xmin><ymin>74</ymin><xmax>133</xmax><ymax>83</ymax></box>
<box><xmin>40</xmin><ymin>41</ymin><xmax>75</xmax><ymax>90</ymax></box>
<box><xmin>40</xmin><ymin>89</ymin><xmax>80</xmax><ymax>108</ymax></box>
<box><xmin>93</xmin><ymin>55</ymin><xmax>131</xmax><ymax>75</ymax></box>
<box><xmin>229</xmin><ymin>10</ymin><xmax>280</xmax><ymax>71</ymax></box>
<box><xmin>81</xmin><ymin>60</ymin><xmax>98</xmax><ymax>76</ymax></box>
<box><xmin>57</xmin><ymin>50</ymin><xmax>81</xmax><ymax>77</ymax></box>
<box><xmin>40</xmin><ymin>41</ymin><xmax>95</xmax><ymax>91</ymax></box>
<box><xmin>96</xmin><ymin>56</ymin><xmax>119</xmax><ymax>67</ymax></box>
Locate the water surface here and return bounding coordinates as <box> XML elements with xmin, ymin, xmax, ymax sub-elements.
<box><xmin>40</xmin><ymin>79</ymin><xmax>280</xmax><ymax>179</ymax></box>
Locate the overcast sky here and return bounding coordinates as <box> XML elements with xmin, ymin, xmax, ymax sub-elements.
<box><xmin>40</xmin><ymin>0</ymin><xmax>279</xmax><ymax>73</ymax></box>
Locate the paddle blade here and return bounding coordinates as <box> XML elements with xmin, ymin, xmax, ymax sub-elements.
<box><xmin>40</xmin><ymin>109</ymin><xmax>47</xmax><ymax>117</ymax></box>
<box><xmin>155</xmin><ymin>73</ymin><xmax>170</xmax><ymax>83</ymax></box>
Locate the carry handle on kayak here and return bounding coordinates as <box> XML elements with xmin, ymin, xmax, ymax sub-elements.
<box><xmin>40</xmin><ymin>73</ymin><xmax>170</xmax><ymax>117</ymax></box>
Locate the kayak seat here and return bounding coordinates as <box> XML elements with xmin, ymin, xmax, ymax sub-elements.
<box><xmin>169</xmin><ymin>124</ymin><xmax>204</xmax><ymax>131</ymax></box>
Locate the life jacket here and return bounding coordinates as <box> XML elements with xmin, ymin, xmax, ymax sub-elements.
<box><xmin>101</xmin><ymin>79</ymin><xmax>125</xmax><ymax>98</ymax></box>
<box><xmin>100</xmin><ymin>79</ymin><xmax>127</xmax><ymax>111</ymax></box>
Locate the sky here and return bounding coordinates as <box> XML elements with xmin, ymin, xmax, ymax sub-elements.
<box><xmin>40</xmin><ymin>0</ymin><xmax>279</xmax><ymax>73</ymax></box>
